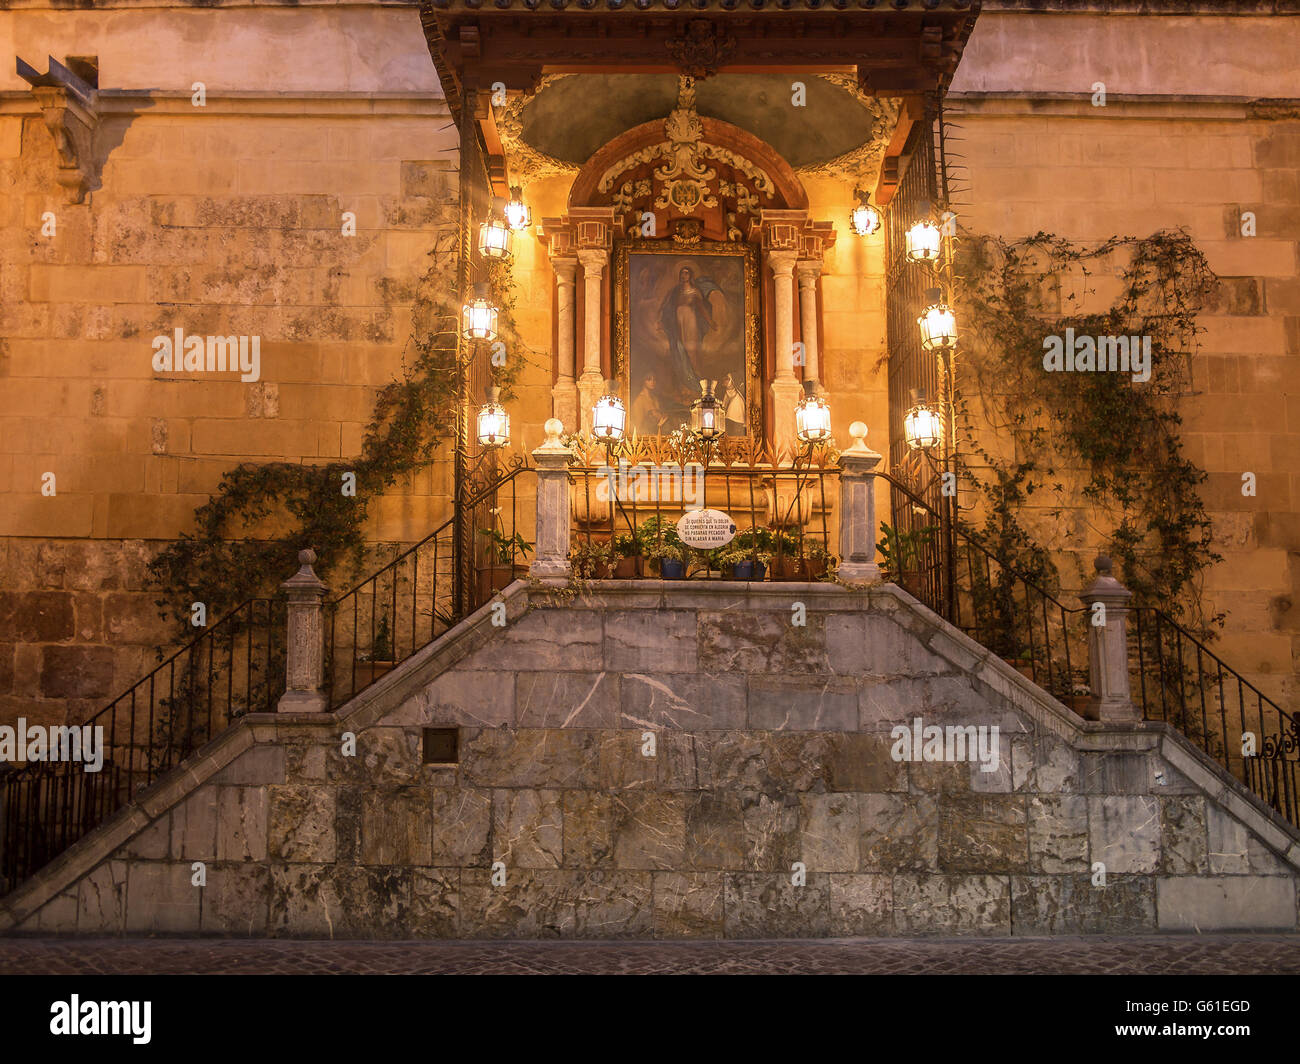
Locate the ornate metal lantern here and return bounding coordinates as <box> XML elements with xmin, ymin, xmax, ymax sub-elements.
<box><xmin>918</xmin><ymin>286</ymin><xmax>958</xmax><ymax>351</ymax></box>
<box><xmin>904</xmin><ymin>387</ymin><xmax>943</xmax><ymax>450</ymax></box>
<box><xmin>905</xmin><ymin>201</ymin><xmax>942</xmax><ymax>265</ymax></box>
<box><xmin>795</xmin><ymin>380</ymin><xmax>832</xmax><ymax>445</ymax></box>
<box><xmin>460</xmin><ymin>282</ymin><xmax>499</xmax><ymax>342</ymax></box>
<box><xmin>477</xmin><ymin>201</ymin><xmax>513</xmax><ymax>260</ymax></box>
<box><xmin>592</xmin><ymin>379</ymin><xmax>626</xmax><ymax>444</ymax></box>
<box><xmin>476</xmin><ymin>386</ymin><xmax>510</xmax><ymax>448</ymax></box>
<box><xmin>690</xmin><ymin>379</ymin><xmax>723</xmax><ymax>441</ymax></box>
<box><xmin>849</xmin><ymin>188</ymin><xmax>882</xmax><ymax>238</ymax></box>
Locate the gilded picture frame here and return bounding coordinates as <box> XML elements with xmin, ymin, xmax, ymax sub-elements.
<box><xmin>613</xmin><ymin>238</ymin><xmax>762</xmax><ymax>442</ymax></box>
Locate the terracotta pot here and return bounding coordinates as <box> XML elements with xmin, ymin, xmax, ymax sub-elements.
<box><xmin>770</xmin><ymin>557</ymin><xmax>828</xmax><ymax>581</ymax></box>
<box><xmin>899</xmin><ymin>571</ymin><xmax>923</xmax><ymax>597</ymax></box>
<box><xmin>612</xmin><ymin>556</ymin><xmax>645</xmax><ymax>579</ymax></box>
<box><xmin>475</xmin><ymin>564</ymin><xmax>528</xmax><ymax>601</ymax></box>
<box><xmin>1066</xmin><ymin>694</ymin><xmax>1092</xmax><ymax>714</ymax></box>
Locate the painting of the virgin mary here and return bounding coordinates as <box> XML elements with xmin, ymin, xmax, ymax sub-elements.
<box><xmin>627</xmin><ymin>250</ymin><xmax>748</xmax><ymax>435</ymax></box>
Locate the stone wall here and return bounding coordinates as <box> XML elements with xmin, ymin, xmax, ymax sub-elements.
<box><xmin>4</xmin><ymin>582</ymin><xmax>1296</xmax><ymax>938</ymax></box>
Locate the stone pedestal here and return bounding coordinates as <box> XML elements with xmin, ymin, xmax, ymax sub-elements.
<box><xmin>836</xmin><ymin>422</ymin><xmax>883</xmax><ymax>585</ymax></box>
<box><xmin>277</xmin><ymin>549</ymin><xmax>328</xmax><ymax>712</ymax></box>
<box><xmin>1080</xmin><ymin>555</ymin><xmax>1139</xmax><ymax>722</ymax></box>
<box><xmin>531</xmin><ymin>418</ymin><xmax>574</xmax><ymax>585</ymax></box>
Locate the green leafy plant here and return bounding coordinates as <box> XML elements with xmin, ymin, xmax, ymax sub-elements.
<box><xmin>478</xmin><ymin>527</ymin><xmax>533</xmax><ymax>566</ymax></box>
<box><xmin>368</xmin><ymin>612</ymin><xmax>394</xmax><ymax>662</ymax></box>
<box><xmin>876</xmin><ymin>522</ymin><xmax>936</xmax><ymax>578</ymax></box>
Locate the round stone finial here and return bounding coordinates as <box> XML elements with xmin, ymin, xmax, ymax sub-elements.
<box><xmin>299</xmin><ymin>548</ymin><xmax>317</xmax><ymax>566</ymax></box>
<box><xmin>544</xmin><ymin>417</ymin><xmax>564</xmax><ymax>442</ymax></box>
<box><xmin>1094</xmin><ymin>554</ymin><xmax>1112</xmax><ymax>575</ymax></box>
<box><xmin>849</xmin><ymin>421</ymin><xmax>868</xmax><ymax>442</ymax></box>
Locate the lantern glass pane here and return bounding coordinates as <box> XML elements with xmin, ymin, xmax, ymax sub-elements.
<box><xmin>918</xmin><ymin>303</ymin><xmax>958</xmax><ymax>351</ymax></box>
<box><xmin>905</xmin><ymin>406</ymin><xmax>943</xmax><ymax>450</ymax></box>
<box><xmin>478</xmin><ymin>220</ymin><xmax>512</xmax><ymax>260</ymax></box>
<box><xmin>461</xmin><ymin>299</ymin><xmax>499</xmax><ymax>342</ymax></box>
<box><xmin>906</xmin><ymin>221</ymin><xmax>941</xmax><ymax>263</ymax></box>
<box><xmin>477</xmin><ymin>404</ymin><xmax>510</xmax><ymax>447</ymax></box>
<box><xmin>505</xmin><ymin>199</ymin><xmax>531</xmax><ymax>231</ymax></box>
<box><xmin>593</xmin><ymin>396</ymin><xmax>626</xmax><ymax>441</ymax></box>
<box><xmin>796</xmin><ymin>397</ymin><xmax>832</xmax><ymax>443</ymax></box>
<box><xmin>849</xmin><ymin>204</ymin><xmax>880</xmax><ymax>237</ymax></box>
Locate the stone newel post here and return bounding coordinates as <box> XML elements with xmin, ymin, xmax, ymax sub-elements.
<box><xmin>1080</xmin><ymin>555</ymin><xmax>1139</xmax><ymax>722</ymax></box>
<box><xmin>278</xmin><ymin>548</ymin><xmax>328</xmax><ymax>713</ymax></box>
<box><xmin>836</xmin><ymin>421</ymin><xmax>883</xmax><ymax>585</ymax></box>
<box><xmin>531</xmin><ymin>418</ymin><xmax>573</xmax><ymax>585</ymax></box>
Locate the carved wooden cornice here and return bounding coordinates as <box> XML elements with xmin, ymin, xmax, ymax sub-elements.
<box><xmin>17</xmin><ymin>57</ymin><xmax>101</xmax><ymax>205</ymax></box>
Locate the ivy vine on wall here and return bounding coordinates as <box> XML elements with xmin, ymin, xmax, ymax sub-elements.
<box><xmin>952</xmin><ymin>227</ymin><xmax>1223</xmax><ymax>635</ymax></box>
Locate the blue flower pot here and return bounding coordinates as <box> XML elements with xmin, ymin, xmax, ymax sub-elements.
<box><xmin>660</xmin><ymin>559</ymin><xmax>685</xmax><ymax>580</ymax></box>
<box><xmin>732</xmin><ymin>561</ymin><xmax>766</xmax><ymax>581</ymax></box>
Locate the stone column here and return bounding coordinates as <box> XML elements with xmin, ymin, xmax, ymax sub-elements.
<box><xmin>552</xmin><ymin>257</ymin><xmax>579</xmax><ymax>431</ymax></box>
<box><xmin>531</xmin><ymin>418</ymin><xmax>573</xmax><ymax>585</ymax></box>
<box><xmin>1080</xmin><ymin>555</ymin><xmax>1139</xmax><ymax>722</ymax></box>
<box><xmin>836</xmin><ymin>422</ymin><xmax>883</xmax><ymax>585</ymax></box>
<box><xmin>796</xmin><ymin>261</ymin><xmax>821</xmax><ymax>384</ymax></box>
<box><xmin>278</xmin><ymin>549</ymin><xmax>328</xmax><ymax>712</ymax></box>
<box><xmin>577</xmin><ymin>248</ymin><xmax>608</xmax><ymax>435</ymax></box>
<box><xmin>768</xmin><ymin>249</ymin><xmax>801</xmax><ymax>459</ymax></box>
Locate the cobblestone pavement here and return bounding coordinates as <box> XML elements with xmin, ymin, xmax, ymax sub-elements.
<box><xmin>1</xmin><ymin>935</ymin><xmax>1298</xmax><ymax>974</ymax></box>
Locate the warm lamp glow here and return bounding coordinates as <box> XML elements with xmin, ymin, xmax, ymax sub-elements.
<box><xmin>849</xmin><ymin>188</ymin><xmax>881</xmax><ymax>238</ymax></box>
<box><xmin>477</xmin><ymin>214</ymin><xmax>512</xmax><ymax>260</ymax></box>
<box><xmin>904</xmin><ymin>388</ymin><xmax>943</xmax><ymax>450</ymax></box>
<box><xmin>690</xmin><ymin>380</ymin><xmax>723</xmax><ymax>441</ymax></box>
<box><xmin>477</xmin><ymin>386</ymin><xmax>510</xmax><ymax>448</ymax></box>
<box><xmin>795</xmin><ymin>381</ymin><xmax>833</xmax><ymax>444</ymax></box>
<box><xmin>592</xmin><ymin>380</ymin><xmax>627</xmax><ymax>444</ymax></box>
<box><xmin>906</xmin><ymin>219</ymin><xmax>942</xmax><ymax>264</ymax></box>
<box><xmin>460</xmin><ymin>282</ymin><xmax>499</xmax><ymax>342</ymax></box>
<box><xmin>504</xmin><ymin>186</ymin><xmax>531</xmax><ymax>232</ymax></box>
<box><xmin>918</xmin><ymin>287</ymin><xmax>958</xmax><ymax>351</ymax></box>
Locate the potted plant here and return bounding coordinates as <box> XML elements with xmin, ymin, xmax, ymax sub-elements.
<box><xmin>769</xmin><ymin>532</ymin><xmax>832</xmax><ymax>581</ymax></box>
<box><xmin>638</xmin><ymin>516</ymin><xmax>687</xmax><ymax>579</ymax></box>
<box><xmin>877</xmin><ymin>522</ymin><xmax>935</xmax><ymax>596</ymax></box>
<box><xmin>571</xmin><ymin>539</ymin><xmax>614</xmax><ymax>579</ymax></box>
<box><xmin>720</xmin><ymin>527</ymin><xmax>773</xmax><ymax>581</ymax></box>
<box><xmin>610</xmin><ymin>531</ymin><xmax>645</xmax><ymax>578</ymax></box>
<box><xmin>476</xmin><ymin>522</ymin><xmax>533</xmax><ymax>599</ymax></box>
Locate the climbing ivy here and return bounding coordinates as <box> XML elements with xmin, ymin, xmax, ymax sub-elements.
<box><xmin>952</xmin><ymin>228</ymin><xmax>1222</xmax><ymax>633</ymax></box>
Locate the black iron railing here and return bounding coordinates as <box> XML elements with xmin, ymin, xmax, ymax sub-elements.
<box><xmin>567</xmin><ymin>448</ymin><xmax>840</xmax><ymax>581</ymax></box>
<box><xmin>326</xmin><ymin>460</ymin><xmax>535</xmax><ymax>709</ymax></box>
<box><xmin>1132</xmin><ymin>608</ymin><xmax>1299</xmax><ymax>827</ymax></box>
<box><xmin>0</xmin><ymin>597</ymin><xmax>284</xmax><ymax>891</ymax></box>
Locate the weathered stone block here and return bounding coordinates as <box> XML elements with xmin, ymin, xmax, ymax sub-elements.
<box><xmin>492</xmin><ymin>789</ymin><xmax>562</xmax><ymax>868</ymax></box>
<box><xmin>269</xmin><ymin>864</ymin><xmax>412</xmax><ymax>939</ymax></box>
<box><xmin>800</xmin><ymin>793</ymin><xmax>860</xmax><ymax>873</ymax></box>
<box><xmin>892</xmin><ymin>874</ymin><xmax>1012</xmax><ymax>935</ymax></box>
<box><xmin>210</xmin><ymin>745</ymin><xmax>286</xmax><ymax>787</ymax></box>
<box><xmin>573</xmin><ymin>871</ymin><xmax>653</xmax><ymax>938</ymax></box>
<box><xmin>1157</xmin><ymin>877</ymin><xmax>1297</xmax><ymax>932</ymax></box>
<box><xmin>859</xmin><ymin>794</ymin><xmax>939</xmax><ymax>872</ymax></box>
<box><xmin>653</xmin><ymin>871</ymin><xmax>724</xmax><ymax>938</ymax></box>
<box><xmin>1011</xmin><ymin>874</ymin><xmax>1156</xmax><ymax>935</ymax></box>
<box><xmin>462</xmin><ymin>728</ymin><xmax>602</xmax><ymax>789</ymax></box>
<box><xmin>430</xmin><ymin>788</ymin><xmax>492</xmax><ymax>867</ymax></box>
<box><xmin>461</xmin><ymin>609</ymin><xmax>601</xmax><ymax>671</ymax></box>
<box><xmin>1027</xmin><ymin>795</ymin><xmax>1089</xmax><ymax>873</ymax></box>
<box><xmin>829</xmin><ymin>873</ymin><xmax>892</xmax><ymax>935</ymax></box>
<box><xmin>698</xmin><ymin>611</ymin><xmax>828</xmax><ymax>674</ymax></box>
<box><xmin>170</xmin><ymin>791</ymin><xmax>217</xmax><ymax>860</ymax></box>
<box><xmin>410</xmin><ymin>869</ymin><xmax>460</xmax><ymax>937</ymax></box>
<box><xmin>216</xmin><ymin>786</ymin><xmax>268</xmax><ymax>862</ymax></box>
<box><xmin>1089</xmin><ymin>795</ymin><xmax>1161</xmax><ymax>874</ymax></box>
<box><xmin>595</xmin><ymin>728</ymin><xmax>659</xmax><ymax>790</ymax></box>
<box><xmin>1012</xmin><ymin>734</ymin><xmax>1080</xmax><ymax>793</ymax></box>
<box><xmin>748</xmin><ymin>674</ymin><xmax>857</xmax><ymax>731</ymax></box>
<box><xmin>605</xmin><ymin>609</ymin><xmax>697</xmax><ymax>672</ymax></box>
<box><xmin>860</xmin><ymin>677</ymin><xmax>929</xmax><ymax>730</ymax></box>
<box><xmin>938</xmin><ymin>794</ymin><xmax>1029</xmax><ymax>874</ymax></box>
<box><xmin>201</xmin><ymin>862</ymin><xmax>271</xmax><ymax>935</ymax></box>
<box><xmin>0</xmin><ymin>590</ymin><xmax>75</xmax><ymax>642</ymax></box>
<box><xmin>460</xmin><ymin>869</ymin><xmax>575</xmax><ymax>938</ymax></box>
<box><xmin>828</xmin><ymin>613</ymin><xmax>948</xmax><ymax>678</ymax></box>
<box><xmin>741</xmin><ymin>790</ymin><xmax>801</xmax><ymax>871</ymax></box>
<box><xmin>77</xmin><ymin>860</ymin><xmax>127</xmax><ymax>933</ymax></box>
<box><xmin>516</xmin><ymin>672</ymin><xmax>620</xmax><ymax>728</ymax></box>
<box><xmin>1160</xmin><ymin>795</ymin><xmax>1209</xmax><ymax>875</ymax></box>
<box><xmin>1079</xmin><ymin>752</ymin><xmax>1152</xmax><ymax>794</ymax></box>
<box><xmin>725</xmin><ymin>873</ymin><xmax>830</xmax><ymax>938</ymax></box>
<box><xmin>39</xmin><ymin>645</ymin><xmax>115</xmax><ymax>699</ymax></box>
<box><xmin>123</xmin><ymin>815</ymin><xmax>170</xmax><ymax>860</ymax></box>
<box><xmin>125</xmin><ymin>862</ymin><xmax>201</xmax><ymax>933</ymax></box>
<box><xmin>825</xmin><ymin>732</ymin><xmax>906</xmax><ymax>792</ymax></box>
<box><xmin>685</xmin><ymin>792</ymin><xmax>746</xmax><ymax>870</ymax></box>
<box><xmin>404</xmin><ymin>670</ymin><xmax>515</xmax><ymax>728</ymax></box>
<box><xmin>269</xmin><ymin>785</ymin><xmax>337</xmax><ymax>862</ymax></box>
<box><xmin>362</xmin><ymin>787</ymin><xmax>431</xmax><ymax>866</ymax></box>
<box><xmin>610</xmin><ymin>792</ymin><xmax>686</xmax><ymax>870</ymax></box>
<box><xmin>621</xmin><ymin>672</ymin><xmax>747</xmax><ymax>730</ymax></box>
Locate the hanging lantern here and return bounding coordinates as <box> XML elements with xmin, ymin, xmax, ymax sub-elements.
<box><xmin>904</xmin><ymin>388</ymin><xmax>943</xmax><ymax>450</ymax></box>
<box><xmin>460</xmin><ymin>282</ymin><xmax>499</xmax><ymax>342</ymax></box>
<box><xmin>906</xmin><ymin>200</ymin><xmax>942</xmax><ymax>265</ymax></box>
<box><xmin>478</xmin><ymin>197</ymin><xmax>513</xmax><ymax>260</ymax></box>
<box><xmin>592</xmin><ymin>379</ymin><xmax>627</xmax><ymax>444</ymax></box>
<box><xmin>504</xmin><ymin>185</ymin><xmax>531</xmax><ymax>232</ymax></box>
<box><xmin>476</xmin><ymin>386</ymin><xmax>510</xmax><ymax>448</ymax></box>
<box><xmin>848</xmin><ymin>188</ymin><xmax>882</xmax><ymax>238</ymax></box>
<box><xmin>918</xmin><ymin>286</ymin><xmax>958</xmax><ymax>351</ymax></box>
<box><xmin>795</xmin><ymin>380</ymin><xmax>833</xmax><ymax>445</ymax></box>
<box><xmin>690</xmin><ymin>379</ymin><xmax>723</xmax><ymax>441</ymax></box>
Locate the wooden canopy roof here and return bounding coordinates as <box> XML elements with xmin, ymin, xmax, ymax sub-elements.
<box><xmin>419</xmin><ymin>2</ymin><xmax>982</xmax><ymax>122</ymax></box>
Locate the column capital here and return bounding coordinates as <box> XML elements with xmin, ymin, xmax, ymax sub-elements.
<box><xmin>766</xmin><ymin>249</ymin><xmax>798</xmax><ymax>277</ymax></box>
<box><xmin>577</xmin><ymin>247</ymin><xmax>608</xmax><ymax>275</ymax></box>
<box><xmin>552</xmin><ymin>256</ymin><xmax>578</xmax><ymax>283</ymax></box>
<box><xmin>797</xmin><ymin>260</ymin><xmax>822</xmax><ymax>286</ymax></box>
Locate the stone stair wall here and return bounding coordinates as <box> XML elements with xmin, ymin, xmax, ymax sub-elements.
<box><xmin>2</xmin><ymin>581</ymin><xmax>1297</xmax><ymax>938</ymax></box>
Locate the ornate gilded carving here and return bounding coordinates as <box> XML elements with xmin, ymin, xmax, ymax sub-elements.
<box><xmin>665</xmin><ymin>20</ymin><xmax>737</xmax><ymax>81</ymax></box>
<box><xmin>495</xmin><ymin>74</ymin><xmax>580</xmax><ymax>181</ymax></box>
<box><xmin>797</xmin><ymin>74</ymin><xmax>903</xmax><ymax>187</ymax></box>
